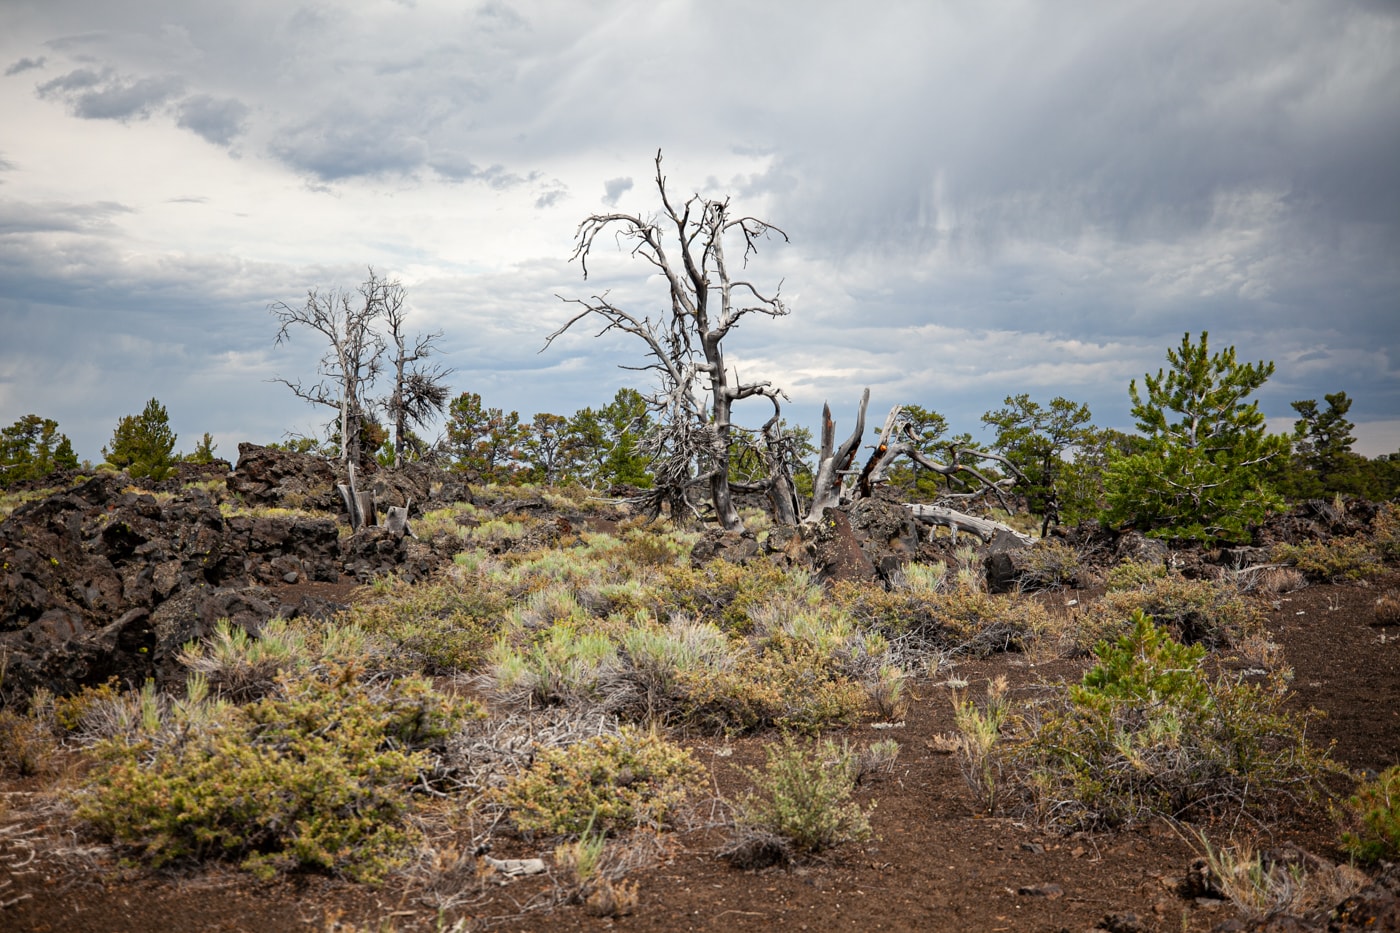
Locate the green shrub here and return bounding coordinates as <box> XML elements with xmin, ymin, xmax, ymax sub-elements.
<box><xmin>1339</xmin><ymin>765</ymin><xmax>1400</xmax><ymax>864</ymax></box>
<box><xmin>1080</xmin><ymin>572</ymin><xmax>1264</xmax><ymax>651</ymax></box>
<box><xmin>75</xmin><ymin>666</ymin><xmax>473</xmax><ymax>881</ymax></box>
<box><xmin>977</xmin><ymin>612</ymin><xmax>1327</xmax><ymax>830</ymax></box>
<box><xmin>1105</xmin><ymin>559</ymin><xmax>1171</xmax><ymax>591</ymax></box>
<box><xmin>732</xmin><ymin>734</ymin><xmax>873</xmax><ymax>856</ymax></box>
<box><xmin>349</xmin><ymin>575</ymin><xmax>503</xmax><ymax>673</ymax></box>
<box><xmin>1271</xmin><ymin>536</ymin><xmax>1384</xmax><ymax>583</ymax></box>
<box><xmin>493</xmin><ymin>726</ymin><xmax>705</xmax><ymax>836</ymax></box>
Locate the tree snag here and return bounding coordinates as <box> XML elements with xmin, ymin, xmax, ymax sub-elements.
<box><xmin>546</xmin><ymin>150</ymin><xmax>791</xmax><ymax>531</ymax></box>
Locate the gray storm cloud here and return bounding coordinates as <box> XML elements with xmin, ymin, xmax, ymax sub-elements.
<box><xmin>0</xmin><ymin>0</ymin><xmax>1396</xmax><ymax>461</ymax></box>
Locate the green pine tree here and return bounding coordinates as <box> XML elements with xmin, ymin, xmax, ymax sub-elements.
<box><xmin>1283</xmin><ymin>391</ymin><xmax>1371</xmax><ymax>498</ymax></box>
<box><xmin>0</xmin><ymin>415</ymin><xmax>80</xmax><ymax>488</ymax></box>
<box><xmin>982</xmin><ymin>394</ymin><xmax>1095</xmax><ymax>536</ymax></box>
<box><xmin>1103</xmin><ymin>332</ymin><xmax>1288</xmax><ymax>543</ymax></box>
<box><xmin>104</xmin><ymin>398</ymin><xmax>178</xmax><ymax>480</ymax></box>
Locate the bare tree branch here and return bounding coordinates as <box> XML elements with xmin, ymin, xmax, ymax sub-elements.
<box><xmin>544</xmin><ymin>151</ymin><xmax>792</xmax><ymax>531</ymax></box>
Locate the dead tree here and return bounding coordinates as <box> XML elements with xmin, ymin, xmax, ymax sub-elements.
<box><xmin>545</xmin><ymin>151</ymin><xmax>791</xmax><ymax>532</ymax></box>
<box><xmin>727</xmin><ymin>395</ymin><xmax>803</xmax><ymax>526</ymax></box>
<box><xmin>270</xmin><ymin>270</ymin><xmax>389</xmax><ymax>468</ymax></box>
<box><xmin>806</xmin><ymin>392</ymin><xmax>1032</xmax><ymax>543</ymax></box>
<box><xmin>380</xmin><ymin>280</ymin><xmax>452</xmax><ymax>467</ymax></box>
<box><xmin>806</xmin><ymin>389</ymin><xmax>870</xmax><ymax>521</ymax></box>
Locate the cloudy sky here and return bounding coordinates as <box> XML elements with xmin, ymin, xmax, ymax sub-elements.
<box><xmin>2</xmin><ymin>0</ymin><xmax>1398</xmax><ymax>466</ymax></box>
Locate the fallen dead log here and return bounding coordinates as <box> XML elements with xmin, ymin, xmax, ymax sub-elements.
<box><xmin>905</xmin><ymin>504</ymin><xmax>1032</xmax><ymax>544</ymax></box>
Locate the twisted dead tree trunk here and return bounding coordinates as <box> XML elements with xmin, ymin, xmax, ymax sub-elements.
<box><xmin>805</xmin><ymin>389</ymin><xmax>869</xmax><ymax>521</ymax></box>
<box><xmin>727</xmin><ymin>395</ymin><xmax>802</xmax><ymax>526</ymax></box>
<box><xmin>545</xmin><ymin>151</ymin><xmax>791</xmax><ymax>532</ymax></box>
<box><xmin>270</xmin><ymin>271</ymin><xmax>388</xmax><ymax>469</ymax></box>
<box><xmin>804</xmin><ymin>392</ymin><xmax>1032</xmax><ymax>543</ymax></box>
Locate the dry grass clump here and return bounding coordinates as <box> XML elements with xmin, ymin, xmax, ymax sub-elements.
<box><xmin>1375</xmin><ymin>590</ymin><xmax>1400</xmax><ymax>626</ymax></box>
<box><xmin>723</xmin><ymin>734</ymin><xmax>873</xmax><ymax>867</ymax></box>
<box><xmin>552</xmin><ymin>831</ymin><xmax>648</xmax><ymax>917</ymax></box>
<box><xmin>485</xmin><ymin>609</ymin><xmax>875</xmax><ymax>736</ymax></box>
<box><xmin>177</xmin><ymin>617</ymin><xmax>380</xmax><ymax>701</ymax></box>
<box><xmin>1239</xmin><ymin>565</ymin><xmax>1307</xmax><ymax>596</ymax></box>
<box><xmin>1195</xmin><ymin>838</ymin><xmax>1367</xmax><ymax>923</ymax></box>
<box><xmin>0</xmin><ymin>702</ymin><xmax>58</xmax><ymax>776</ymax></box>
<box><xmin>1013</xmin><ymin>540</ymin><xmax>1082</xmax><ymax>591</ymax></box>
<box><xmin>833</xmin><ymin>579</ymin><xmax>1047</xmax><ymax>657</ymax></box>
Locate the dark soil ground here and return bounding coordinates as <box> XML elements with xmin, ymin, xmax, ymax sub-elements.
<box><xmin>3</xmin><ymin>574</ymin><xmax>1397</xmax><ymax>933</ymax></box>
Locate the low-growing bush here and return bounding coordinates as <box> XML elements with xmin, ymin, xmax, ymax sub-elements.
<box><xmin>1339</xmin><ymin>765</ymin><xmax>1400</xmax><ymax>864</ymax></box>
<box><xmin>657</xmin><ymin>560</ymin><xmax>815</xmax><ymax>634</ymax></box>
<box><xmin>728</xmin><ymin>734</ymin><xmax>873</xmax><ymax>861</ymax></box>
<box><xmin>349</xmin><ymin>574</ymin><xmax>504</xmax><ymax>673</ymax></box>
<box><xmin>0</xmin><ymin>705</ymin><xmax>56</xmax><ymax>776</ymax></box>
<box><xmin>493</xmin><ymin>726</ymin><xmax>705</xmax><ymax>836</ymax></box>
<box><xmin>833</xmin><ymin>582</ymin><xmax>1045</xmax><ymax>656</ymax></box>
<box><xmin>1014</xmin><ymin>540</ymin><xmax>1082</xmax><ymax>590</ymax></box>
<box><xmin>52</xmin><ymin>677</ymin><xmax>124</xmax><ymax>733</ymax></box>
<box><xmin>1272</xmin><ymin>536</ymin><xmax>1384</xmax><ymax>583</ymax></box>
<box><xmin>1104</xmin><ymin>559</ymin><xmax>1171</xmax><ymax>591</ymax></box>
<box><xmin>1078</xmin><ymin>572</ymin><xmax>1264</xmax><ymax>651</ymax></box>
<box><xmin>74</xmin><ymin>665</ymin><xmax>474</xmax><ymax>881</ymax></box>
<box><xmin>1372</xmin><ymin>502</ymin><xmax>1400</xmax><ymax>562</ymax></box>
<box><xmin>960</xmin><ymin>612</ymin><xmax>1328</xmax><ymax>831</ymax></box>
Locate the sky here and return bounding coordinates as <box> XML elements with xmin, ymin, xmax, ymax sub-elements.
<box><xmin>2</xmin><ymin>0</ymin><xmax>1398</xmax><ymax>467</ymax></box>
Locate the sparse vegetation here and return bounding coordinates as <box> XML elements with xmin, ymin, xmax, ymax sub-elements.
<box><xmin>2</xmin><ymin>462</ymin><xmax>1392</xmax><ymax>930</ymax></box>
<box><xmin>1196</xmin><ymin>835</ymin><xmax>1367</xmax><ymax>922</ymax></box>
<box><xmin>958</xmin><ymin>611</ymin><xmax>1330</xmax><ymax>830</ymax></box>
<box><xmin>727</xmin><ymin>734</ymin><xmax>873</xmax><ymax>862</ymax></box>
<box><xmin>1272</xmin><ymin>535</ymin><xmax>1385</xmax><ymax>582</ymax></box>
<box><xmin>1081</xmin><ymin>569</ymin><xmax>1265</xmax><ymax>650</ymax></box>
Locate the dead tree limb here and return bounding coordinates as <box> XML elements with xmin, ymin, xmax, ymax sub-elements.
<box><xmin>905</xmin><ymin>505</ymin><xmax>1031</xmax><ymax>543</ymax></box>
<box><xmin>270</xmin><ymin>269</ymin><xmax>390</xmax><ymax>469</ymax></box>
<box><xmin>808</xmin><ymin>397</ymin><xmax>1032</xmax><ymax>542</ymax></box>
<box><xmin>381</xmin><ymin>282</ymin><xmax>451</xmax><ymax>467</ymax></box>
<box><xmin>804</xmin><ymin>388</ymin><xmax>869</xmax><ymax>522</ymax></box>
